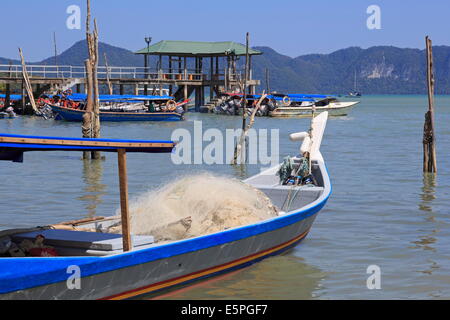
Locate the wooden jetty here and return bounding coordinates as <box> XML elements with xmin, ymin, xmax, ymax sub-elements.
<box><xmin>0</xmin><ymin>40</ymin><xmax>261</xmax><ymax>112</ymax></box>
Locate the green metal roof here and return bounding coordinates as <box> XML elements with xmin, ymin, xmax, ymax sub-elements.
<box><xmin>135</xmin><ymin>40</ymin><xmax>262</xmax><ymax>57</ymax></box>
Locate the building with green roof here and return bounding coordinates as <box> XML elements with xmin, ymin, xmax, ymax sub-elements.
<box><xmin>135</xmin><ymin>40</ymin><xmax>262</xmax><ymax>57</ymax></box>
<box><xmin>135</xmin><ymin>40</ymin><xmax>262</xmax><ymax>109</ymax></box>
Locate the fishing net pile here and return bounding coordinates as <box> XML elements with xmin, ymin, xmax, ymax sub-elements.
<box><xmin>110</xmin><ymin>173</ymin><xmax>279</xmax><ymax>242</ymax></box>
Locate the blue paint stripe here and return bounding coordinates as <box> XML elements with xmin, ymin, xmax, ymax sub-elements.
<box><xmin>0</xmin><ymin>133</ymin><xmax>173</xmax><ymax>144</ymax></box>
<box><xmin>0</xmin><ymin>143</ymin><xmax>172</xmax><ymax>153</ymax></box>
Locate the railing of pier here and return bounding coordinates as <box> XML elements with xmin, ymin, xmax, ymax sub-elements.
<box><xmin>0</xmin><ymin>64</ymin><xmax>244</xmax><ymax>82</ymax></box>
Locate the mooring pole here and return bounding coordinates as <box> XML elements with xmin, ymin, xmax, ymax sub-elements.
<box><xmin>265</xmin><ymin>68</ymin><xmax>270</xmax><ymax>94</ymax></box>
<box><xmin>241</xmin><ymin>32</ymin><xmax>250</xmax><ymax>163</ymax></box>
<box><xmin>19</xmin><ymin>48</ymin><xmax>38</xmax><ymax>114</ymax></box>
<box><xmin>117</xmin><ymin>149</ymin><xmax>132</xmax><ymax>252</ymax></box>
<box><xmin>423</xmin><ymin>36</ymin><xmax>437</xmax><ymax>173</ymax></box>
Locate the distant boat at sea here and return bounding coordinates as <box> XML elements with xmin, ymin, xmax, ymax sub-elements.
<box><xmin>347</xmin><ymin>71</ymin><xmax>362</xmax><ymax>97</ymax></box>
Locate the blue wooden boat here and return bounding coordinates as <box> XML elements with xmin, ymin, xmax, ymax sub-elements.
<box><xmin>0</xmin><ymin>112</ymin><xmax>331</xmax><ymax>299</ymax></box>
<box><xmin>49</xmin><ymin>104</ymin><xmax>184</xmax><ymax>122</ymax></box>
<box><xmin>45</xmin><ymin>94</ymin><xmax>186</xmax><ymax>122</ymax></box>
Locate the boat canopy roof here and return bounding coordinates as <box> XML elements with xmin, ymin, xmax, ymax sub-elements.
<box><xmin>0</xmin><ymin>133</ymin><xmax>176</xmax><ymax>162</ymax></box>
<box><xmin>52</xmin><ymin>94</ymin><xmax>174</xmax><ymax>102</ymax></box>
<box><xmin>224</xmin><ymin>93</ymin><xmax>326</xmax><ymax>102</ymax></box>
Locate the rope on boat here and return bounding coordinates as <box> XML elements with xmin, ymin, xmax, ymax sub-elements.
<box><xmin>280</xmin><ymin>104</ymin><xmax>317</xmax><ymax>212</ymax></box>
<box><xmin>279</xmin><ymin>156</ymin><xmax>310</xmax><ymax>211</ymax></box>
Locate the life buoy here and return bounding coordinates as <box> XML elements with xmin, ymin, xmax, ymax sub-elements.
<box><xmin>166</xmin><ymin>99</ymin><xmax>177</xmax><ymax>112</ymax></box>
<box><xmin>282</xmin><ymin>96</ymin><xmax>291</xmax><ymax>106</ymax></box>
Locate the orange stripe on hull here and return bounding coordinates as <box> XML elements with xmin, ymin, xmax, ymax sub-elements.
<box><xmin>103</xmin><ymin>230</ymin><xmax>309</xmax><ymax>300</ymax></box>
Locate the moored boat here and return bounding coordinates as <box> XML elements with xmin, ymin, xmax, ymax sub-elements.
<box><xmin>41</xmin><ymin>93</ymin><xmax>187</xmax><ymax>122</ymax></box>
<box><xmin>0</xmin><ymin>112</ymin><xmax>331</xmax><ymax>299</ymax></box>
<box><xmin>49</xmin><ymin>104</ymin><xmax>184</xmax><ymax>122</ymax></box>
<box><xmin>270</xmin><ymin>97</ymin><xmax>359</xmax><ymax>118</ymax></box>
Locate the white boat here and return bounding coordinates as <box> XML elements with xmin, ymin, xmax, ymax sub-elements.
<box><xmin>270</xmin><ymin>98</ymin><xmax>359</xmax><ymax>118</ymax></box>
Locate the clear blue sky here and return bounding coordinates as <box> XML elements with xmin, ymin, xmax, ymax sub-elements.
<box><xmin>2</xmin><ymin>0</ymin><xmax>450</xmax><ymax>61</ymax></box>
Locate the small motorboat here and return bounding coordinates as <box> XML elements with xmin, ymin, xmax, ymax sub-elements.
<box><xmin>0</xmin><ymin>107</ymin><xmax>17</xmax><ymax>119</ymax></box>
<box><xmin>0</xmin><ymin>112</ymin><xmax>331</xmax><ymax>299</ymax></box>
<box><xmin>270</xmin><ymin>97</ymin><xmax>359</xmax><ymax>118</ymax></box>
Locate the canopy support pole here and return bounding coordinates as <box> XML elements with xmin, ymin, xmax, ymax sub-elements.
<box><xmin>117</xmin><ymin>148</ymin><xmax>132</xmax><ymax>252</ymax></box>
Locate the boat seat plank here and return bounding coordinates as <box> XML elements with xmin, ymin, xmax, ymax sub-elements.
<box><xmin>11</xmin><ymin>229</ymin><xmax>154</xmax><ymax>251</ymax></box>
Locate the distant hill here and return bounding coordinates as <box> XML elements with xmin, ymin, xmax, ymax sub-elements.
<box><xmin>38</xmin><ymin>40</ymin><xmax>144</xmax><ymax>67</ymax></box>
<box><xmin>2</xmin><ymin>40</ymin><xmax>449</xmax><ymax>94</ymax></box>
<box><xmin>250</xmin><ymin>45</ymin><xmax>450</xmax><ymax>94</ymax></box>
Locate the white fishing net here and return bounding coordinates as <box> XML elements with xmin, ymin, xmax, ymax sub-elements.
<box><xmin>114</xmin><ymin>173</ymin><xmax>279</xmax><ymax>242</ymax></box>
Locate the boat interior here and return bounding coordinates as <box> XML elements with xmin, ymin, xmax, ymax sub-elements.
<box><xmin>0</xmin><ymin>158</ymin><xmax>325</xmax><ymax>258</ymax></box>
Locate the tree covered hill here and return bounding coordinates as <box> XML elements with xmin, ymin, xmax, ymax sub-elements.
<box><xmin>2</xmin><ymin>40</ymin><xmax>449</xmax><ymax>94</ymax></box>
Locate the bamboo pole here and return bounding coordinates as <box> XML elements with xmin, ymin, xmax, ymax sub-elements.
<box><xmin>232</xmin><ymin>92</ymin><xmax>267</xmax><ymax>165</ymax></box>
<box><xmin>231</xmin><ymin>33</ymin><xmax>250</xmax><ymax>165</ymax></box>
<box><xmin>117</xmin><ymin>149</ymin><xmax>132</xmax><ymax>252</ymax></box>
<box><xmin>18</xmin><ymin>48</ymin><xmax>38</xmax><ymax>113</ymax></box>
<box><xmin>104</xmin><ymin>53</ymin><xmax>113</xmax><ymax>95</ymax></box>
<box><xmin>423</xmin><ymin>36</ymin><xmax>437</xmax><ymax>173</ymax></box>
<box><xmin>242</xmin><ymin>32</ymin><xmax>249</xmax><ymax>122</ymax></box>
<box><xmin>53</xmin><ymin>32</ymin><xmax>58</xmax><ymax>68</ymax></box>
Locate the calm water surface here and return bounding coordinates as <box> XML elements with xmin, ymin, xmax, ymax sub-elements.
<box><xmin>1</xmin><ymin>95</ymin><xmax>449</xmax><ymax>299</ymax></box>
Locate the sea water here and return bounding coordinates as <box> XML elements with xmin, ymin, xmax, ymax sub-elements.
<box><xmin>1</xmin><ymin>95</ymin><xmax>449</xmax><ymax>299</ymax></box>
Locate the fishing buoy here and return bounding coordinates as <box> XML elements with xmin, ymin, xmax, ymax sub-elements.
<box><xmin>166</xmin><ymin>100</ymin><xmax>177</xmax><ymax>111</ymax></box>
<box><xmin>289</xmin><ymin>131</ymin><xmax>308</xmax><ymax>142</ymax></box>
<box><xmin>300</xmin><ymin>135</ymin><xmax>312</xmax><ymax>154</ymax></box>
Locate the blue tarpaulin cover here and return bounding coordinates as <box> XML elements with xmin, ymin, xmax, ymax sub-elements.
<box><xmin>60</xmin><ymin>94</ymin><xmax>174</xmax><ymax>102</ymax></box>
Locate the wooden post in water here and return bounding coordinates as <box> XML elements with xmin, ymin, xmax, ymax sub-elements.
<box><xmin>90</xmin><ymin>19</ymin><xmax>101</xmax><ymax>159</ymax></box>
<box><xmin>265</xmin><ymin>68</ymin><xmax>270</xmax><ymax>94</ymax></box>
<box><xmin>117</xmin><ymin>149</ymin><xmax>132</xmax><ymax>252</ymax></box>
<box><xmin>82</xmin><ymin>0</ymin><xmax>101</xmax><ymax>160</ymax></box>
<box><xmin>5</xmin><ymin>63</ymin><xmax>11</xmax><ymax>109</ymax></box>
<box><xmin>104</xmin><ymin>53</ymin><xmax>113</xmax><ymax>95</ymax></box>
<box><xmin>423</xmin><ymin>36</ymin><xmax>437</xmax><ymax>173</ymax></box>
<box><xmin>18</xmin><ymin>48</ymin><xmax>38</xmax><ymax>113</ymax></box>
<box><xmin>82</xmin><ymin>59</ymin><xmax>94</xmax><ymax>159</ymax></box>
<box><xmin>232</xmin><ymin>32</ymin><xmax>250</xmax><ymax>165</ymax></box>
<box><xmin>5</xmin><ymin>84</ymin><xmax>10</xmax><ymax>109</ymax></box>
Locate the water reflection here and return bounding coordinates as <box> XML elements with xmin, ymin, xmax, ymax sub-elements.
<box><xmin>419</xmin><ymin>173</ymin><xmax>437</xmax><ymax>214</ymax></box>
<box><xmin>411</xmin><ymin>173</ymin><xmax>440</xmax><ymax>275</ymax></box>
<box><xmin>231</xmin><ymin>163</ymin><xmax>249</xmax><ymax>180</ymax></box>
<box><xmin>78</xmin><ymin>159</ymin><xmax>107</xmax><ymax>218</ymax></box>
<box><xmin>144</xmin><ymin>254</ymin><xmax>325</xmax><ymax>300</ymax></box>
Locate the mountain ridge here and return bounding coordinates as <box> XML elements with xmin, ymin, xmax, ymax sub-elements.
<box><xmin>2</xmin><ymin>40</ymin><xmax>449</xmax><ymax>94</ymax></box>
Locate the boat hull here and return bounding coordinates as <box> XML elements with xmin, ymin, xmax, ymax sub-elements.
<box><xmin>49</xmin><ymin>105</ymin><xmax>183</xmax><ymax>122</ymax></box>
<box><xmin>0</xmin><ymin>213</ymin><xmax>319</xmax><ymax>300</ymax></box>
<box><xmin>0</xmin><ymin>158</ymin><xmax>330</xmax><ymax>300</ymax></box>
<box><xmin>270</xmin><ymin>101</ymin><xmax>359</xmax><ymax>118</ymax></box>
